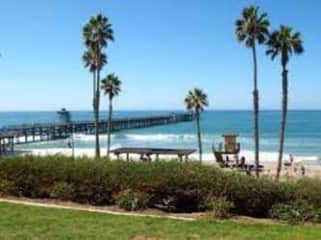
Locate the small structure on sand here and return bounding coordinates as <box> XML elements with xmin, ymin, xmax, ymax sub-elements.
<box><xmin>213</xmin><ymin>134</ymin><xmax>264</xmax><ymax>173</ymax></box>
<box><xmin>213</xmin><ymin>134</ymin><xmax>240</xmax><ymax>166</ymax></box>
<box><xmin>221</xmin><ymin>134</ymin><xmax>240</xmax><ymax>154</ymax></box>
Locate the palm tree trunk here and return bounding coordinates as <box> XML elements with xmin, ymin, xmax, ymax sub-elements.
<box><xmin>196</xmin><ymin>110</ymin><xmax>202</xmax><ymax>163</ymax></box>
<box><xmin>94</xmin><ymin>69</ymin><xmax>101</xmax><ymax>158</ymax></box>
<box><xmin>93</xmin><ymin>71</ymin><xmax>96</xmax><ymax>103</ymax></box>
<box><xmin>107</xmin><ymin>98</ymin><xmax>112</xmax><ymax>159</ymax></box>
<box><xmin>276</xmin><ymin>65</ymin><xmax>288</xmax><ymax>180</ymax></box>
<box><xmin>252</xmin><ymin>43</ymin><xmax>260</xmax><ymax>177</ymax></box>
<box><xmin>92</xmin><ymin>71</ymin><xmax>96</xmax><ymax>115</ymax></box>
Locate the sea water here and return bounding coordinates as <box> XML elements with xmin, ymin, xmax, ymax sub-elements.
<box><xmin>1</xmin><ymin>110</ymin><xmax>320</xmax><ymax>164</ymax></box>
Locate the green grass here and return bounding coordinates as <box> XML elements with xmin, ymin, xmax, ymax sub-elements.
<box><xmin>0</xmin><ymin>203</ymin><xmax>320</xmax><ymax>240</ymax></box>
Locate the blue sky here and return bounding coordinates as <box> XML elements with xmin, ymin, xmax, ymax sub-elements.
<box><xmin>0</xmin><ymin>0</ymin><xmax>320</xmax><ymax>111</ymax></box>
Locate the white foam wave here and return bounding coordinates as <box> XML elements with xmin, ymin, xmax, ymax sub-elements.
<box><xmin>123</xmin><ymin>133</ymin><xmax>196</xmax><ymax>141</ymax></box>
<box><xmin>73</xmin><ymin>133</ymin><xmax>115</xmax><ymax>142</ymax></box>
<box><xmin>72</xmin><ymin>133</ymin><xmax>199</xmax><ymax>142</ymax></box>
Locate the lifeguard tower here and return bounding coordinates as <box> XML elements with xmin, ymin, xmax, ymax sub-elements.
<box><xmin>213</xmin><ymin>134</ymin><xmax>240</xmax><ymax>167</ymax></box>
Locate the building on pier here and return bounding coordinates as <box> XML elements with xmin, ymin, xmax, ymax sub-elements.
<box><xmin>57</xmin><ymin>108</ymin><xmax>72</xmax><ymax>123</ymax></box>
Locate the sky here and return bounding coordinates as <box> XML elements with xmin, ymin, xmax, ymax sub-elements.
<box><xmin>0</xmin><ymin>0</ymin><xmax>320</xmax><ymax>111</ymax></box>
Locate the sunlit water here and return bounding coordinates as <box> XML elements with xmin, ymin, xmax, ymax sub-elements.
<box><xmin>1</xmin><ymin>110</ymin><xmax>321</xmax><ymax>164</ymax></box>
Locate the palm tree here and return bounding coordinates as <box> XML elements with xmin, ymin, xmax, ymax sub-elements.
<box><xmin>184</xmin><ymin>88</ymin><xmax>209</xmax><ymax>162</ymax></box>
<box><xmin>83</xmin><ymin>48</ymin><xmax>107</xmax><ymax>114</ymax></box>
<box><xmin>83</xmin><ymin>48</ymin><xmax>97</xmax><ymax>106</ymax></box>
<box><xmin>83</xmin><ymin>14</ymin><xmax>114</xmax><ymax>158</ymax></box>
<box><xmin>266</xmin><ymin>25</ymin><xmax>304</xmax><ymax>180</ymax></box>
<box><xmin>235</xmin><ymin>6</ymin><xmax>270</xmax><ymax>177</ymax></box>
<box><xmin>101</xmin><ymin>73</ymin><xmax>121</xmax><ymax>158</ymax></box>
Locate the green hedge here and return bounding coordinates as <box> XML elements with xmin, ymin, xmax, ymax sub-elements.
<box><xmin>0</xmin><ymin>155</ymin><xmax>321</xmax><ymax>220</ymax></box>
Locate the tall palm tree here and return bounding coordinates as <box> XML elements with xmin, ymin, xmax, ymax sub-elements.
<box><xmin>83</xmin><ymin>14</ymin><xmax>114</xmax><ymax>158</ymax></box>
<box><xmin>83</xmin><ymin>49</ymin><xmax>107</xmax><ymax>113</ymax></box>
<box><xmin>101</xmin><ymin>73</ymin><xmax>121</xmax><ymax>158</ymax></box>
<box><xmin>235</xmin><ymin>6</ymin><xmax>270</xmax><ymax>177</ymax></box>
<box><xmin>184</xmin><ymin>88</ymin><xmax>209</xmax><ymax>162</ymax></box>
<box><xmin>266</xmin><ymin>25</ymin><xmax>304</xmax><ymax>180</ymax></box>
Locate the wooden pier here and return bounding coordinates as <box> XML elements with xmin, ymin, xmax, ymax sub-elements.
<box><xmin>0</xmin><ymin>113</ymin><xmax>194</xmax><ymax>155</ymax></box>
<box><xmin>0</xmin><ymin>133</ymin><xmax>15</xmax><ymax>155</ymax></box>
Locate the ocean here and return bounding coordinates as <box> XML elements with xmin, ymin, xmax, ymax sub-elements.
<box><xmin>1</xmin><ymin>110</ymin><xmax>320</xmax><ymax>164</ymax></box>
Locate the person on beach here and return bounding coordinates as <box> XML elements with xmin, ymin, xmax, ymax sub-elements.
<box><xmin>240</xmin><ymin>156</ymin><xmax>246</xmax><ymax>168</ymax></box>
<box><xmin>283</xmin><ymin>154</ymin><xmax>307</xmax><ymax>177</ymax></box>
<box><xmin>284</xmin><ymin>154</ymin><xmax>294</xmax><ymax>167</ymax></box>
<box><xmin>67</xmin><ymin>140</ymin><xmax>73</xmax><ymax>149</ymax></box>
<box><xmin>225</xmin><ymin>156</ymin><xmax>230</xmax><ymax>165</ymax></box>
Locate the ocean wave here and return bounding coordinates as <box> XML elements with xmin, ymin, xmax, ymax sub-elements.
<box><xmin>45</xmin><ymin>133</ymin><xmax>321</xmax><ymax>163</ymax></box>
<box><xmin>73</xmin><ymin>133</ymin><xmax>115</xmax><ymax>142</ymax></box>
<box><xmin>72</xmin><ymin>133</ymin><xmax>200</xmax><ymax>142</ymax></box>
<box><xmin>122</xmin><ymin>133</ymin><xmax>197</xmax><ymax>141</ymax></box>
<box><xmin>72</xmin><ymin>133</ymin><xmax>320</xmax><ymax>147</ymax></box>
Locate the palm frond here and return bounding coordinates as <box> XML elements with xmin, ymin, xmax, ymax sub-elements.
<box><xmin>82</xmin><ymin>13</ymin><xmax>114</xmax><ymax>73</ymax></box>
<box><xmin>266</xmin><ymin>25</ymin><xmax>304</xmax><ymax>65</ymax></box>
<box><xmin>101</xmin><ymin>73</ymin><xmax>122</xmax><ymax>99</ymax></box>
<box><xmin>184</xmin><ymin>88</ymin><xmax>209</xmax><ymax>113</ymax></box>
<box><xmin>235</xmin><ymin>5</ymin><xmax>270</xmax><ymax>47</ymax></box>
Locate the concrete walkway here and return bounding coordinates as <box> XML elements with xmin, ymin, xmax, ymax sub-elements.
<box><xmin>0</xmin><ymin>197</ymin><xmax>196</xmax><ymax>222</ymax></box>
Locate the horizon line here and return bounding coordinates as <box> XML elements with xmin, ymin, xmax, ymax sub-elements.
<box><xmin>1</xmin><ymin>109</ymin><xmax>321</xmax><ymax>112</ymax></box>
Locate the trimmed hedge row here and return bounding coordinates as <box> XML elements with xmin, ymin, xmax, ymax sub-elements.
<box><xmin>0</xmin><ymin>155</ymin><xmax>321</xmax><ymax>220</ymax></box>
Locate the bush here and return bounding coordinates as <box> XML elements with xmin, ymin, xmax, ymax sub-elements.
<box><xmin>270</xmin><ymin>199</ymin><xmax>319</xmax><ymax>224</ymax></box>
<box><xmin>49</xmin><ymin>182</ymin><xmax>74</xmax><ymax>201</ymax></box>
<box><xmin>0</xmin><ymin>155</ymin><xmax>320</xmax><ymax>222</ymax></box>
<box><xmin>313</xmin><ymin>209</ymin><xmax>321</xmax><ymax>223</ymax></box>
<box><xmin>206</xmin><ymin>197</ymin><xmax>234</xmax><ymax>219</ymax></box>
<box><xmin>0</xmin><ymin>180</ymin><xmax>17</xmax><ymax>196</ymax></box>
<box><xmin>291</xmin><ymin>178</ymin><xmax>321</xmax><ymax>209</ymax></box>
<box><xmin>115</xmin><ymin>189</ymin><xmax>149</xmax><ymax>211</ymax></box>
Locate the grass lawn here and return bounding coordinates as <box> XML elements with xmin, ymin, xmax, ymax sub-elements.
<box><xmin>0</xmin><ymin>202</ymin><xmax>320</xmax><ymax>240</ymax></box>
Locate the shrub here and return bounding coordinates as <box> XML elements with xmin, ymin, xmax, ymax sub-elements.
<box><xmin>0</xmin><ymin>180</ymin><xmax>17</xmax><ymax>196</ymax></box>
<box><xmin>115</xmin><ymin>189</ymin><xmax>149</xmax><ymax>211</ymax></box>
<box><xmin>206</xmin><ymin>197</ymin><xmax>234</xmax><ymax>219</ymax></box>
<box><xmin>313</xmin><ymin>209</ymin><xmax>321</xmax><ymax>223</ymax></box>
<box><xmin>0</xmin><ymin>155</ymin><xmax>320</xmax><ymax>222</ymax></box>
<box><xmin>270</xmin><ymin>199</ymin><xmax>319</xmax><ymax>224</ymax></box>
<box><xmin>49</xmin><ymin>182</ymin><xmax>74</xmax><ymax>201</ymax></box>
<box><xmin>291</xmin><ymin>178</ymin><xmax>321</xmax><ymax>209</ymax></box>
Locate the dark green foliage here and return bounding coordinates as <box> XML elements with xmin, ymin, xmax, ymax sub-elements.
<box><xmin>115</xmin><ymin>189</ymin><xmax>149</xmax><ymax>211</ymax></box>
<box><xmin>270</xmin><ymin>200</ymin><xmax>320</xmax><ymax>224</ymax></box>
<box><xmin>0</xmin><ymin>155</ymin><xmax>320</xmax><ymax>222</ymax></box>
<box><xmin>0</xmin><ymin>180</ymin><xmax>17</xmax><ymax>196</ymax></box>
<box><xmin>206</xmin><ymin>197</ymin><xmax>234</xmax><ymax>219</ymax></box>
<box><xmin>49</xmin><ymin>182</ymin><xmax>74</xmax><ymax>201</ymax></box>
<box><xmin>290</xmin><ymin>178</ymin><xmax>321</xmax><ymax>208</ymax></box>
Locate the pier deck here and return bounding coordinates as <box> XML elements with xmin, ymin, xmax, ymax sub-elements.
<box><xmin>0</xmin><ymin>113</ymin><xmax>194</xmax><ymax>155</ymax></box>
